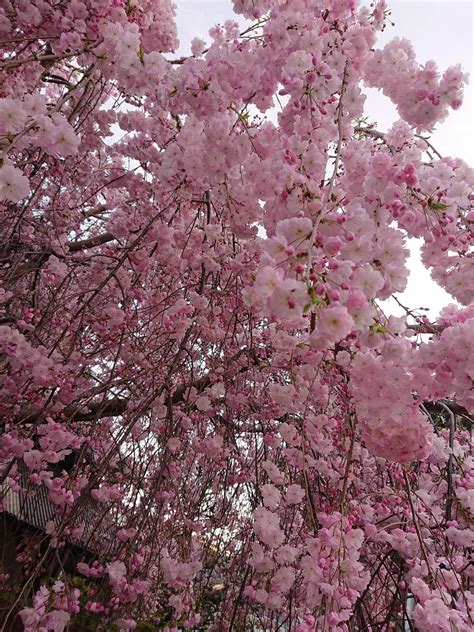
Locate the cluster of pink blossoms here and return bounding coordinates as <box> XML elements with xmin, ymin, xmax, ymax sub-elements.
<box><xmin>0</xmin><ymin>0</ymin><xmax>473</xmax><ymax>630</ymax></box>
<box><xmin>351</xmin><ymin>341</ymin><xmax>434</xmax><ymax>462</ymax></box>
<box><xmin>364</xmin><ymin>37</ymin><xmax>467</xmax><ymax>131</ymax></box>
<box><xmin>20</xmin><ymin>582</ymin><xmax>80</xmax><ymax>632</ymax></box>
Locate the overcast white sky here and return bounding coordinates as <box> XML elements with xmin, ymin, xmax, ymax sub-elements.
<box><xmin>175</xmin><ymin>1</ymin><xmax>474</xmax><ymax>318</ymax></box>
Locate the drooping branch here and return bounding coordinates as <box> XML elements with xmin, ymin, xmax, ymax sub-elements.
<box><xmin>67</xmin><ymin>232</ymin><xmax>116</xmax><ymax>252</ymax></box>
<box><xmin>16</xmin><ymin>375</ymin><xmax>213</xmax><ymax>426</ymax></box>
<box><xmin>423</xmin><ymin>400</ymin><xmax>471</xmax><ymax>421</ymax></box>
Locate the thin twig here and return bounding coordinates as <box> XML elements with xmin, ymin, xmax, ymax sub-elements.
<box><xmin>439</xmin><ymin>402</ymin><xmax>456</xmax><ymax>523</ymax></box>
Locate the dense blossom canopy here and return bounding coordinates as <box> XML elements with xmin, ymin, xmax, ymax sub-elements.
<box><xmin>0</xmin><ymin>0</ymin><xmax>473</xmax><ymax>630</ymax></box>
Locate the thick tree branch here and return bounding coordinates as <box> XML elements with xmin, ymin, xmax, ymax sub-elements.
<box><xmin>67</xmin><ymin>232</ymin><xmax>116</xmax><ymax>252</ymax></box>
<box><xmin>17</xmin><ymin>375</ymin><xmax>212</xmax><ymax>426</ymax></box>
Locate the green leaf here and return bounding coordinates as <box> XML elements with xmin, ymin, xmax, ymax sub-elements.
<box><xmin>429</xmin><ymin>201</ymin><xmax>449</xmax><ymax>211</ymax></box>
<box><xmin>308</xmin><ymin>287</ymin><xmax>323</xmax><ymax>306</ymax></box>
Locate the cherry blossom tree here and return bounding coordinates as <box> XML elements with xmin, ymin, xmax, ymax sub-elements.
<box><xmin>0</xmin><ymin>0</ymin><xmax>473</xmax><ymax>630</ymax></box>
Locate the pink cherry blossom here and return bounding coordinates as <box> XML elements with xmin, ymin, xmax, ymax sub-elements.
<box><xmin>317</xmin><ymin>305</ymin><xmax>355</xmax><ymax>342</ymax></box>
<box><xmin>0</xmin><ymin>162</ymin><xmax>30</xmax><ymax>201</ymax></box>
<box><xmin>284</xmin><ymin>483</ymin><xmax>305</xmax><ymax>505</ymax></box>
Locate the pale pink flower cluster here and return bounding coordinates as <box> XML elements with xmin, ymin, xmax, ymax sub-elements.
<box><xmin>351</xmin><ymin>349</ymin><xmax>434</xmax><ymax>462</ymax></box>
<box><xmin>91</xmin><ymin>484</ymin><xmax>124</xmax><ymax>504</ymax></box>
<box><xmin>418</xmin><ymin>316</ymin><xmax>474</xmax><ymax>411</ymax></box>
<box><xmin>160</xmin><ymin>549</ymin><xmax>202</xmax><ymax>587</ymax></box>
<box><xmin>253</xmin><ymin>506</ymin><xmax>285</xmax><ymax>549</ymax></box>
<box><xmin>364</xmin><ymin>38</ymin><xmax>467</xmax><ymax>130</ymax></box>
<box><xmin>0</xmin><ymin>161</ymin><xmax>30</xmax><ymax>202</ymax></box>
<box><xmin>300</xmin><ymin>513</ymin><xmax>369</xmax><ymax>629</ymax></box>
<box><xmin>19</xmin><ymin>583</ymin><xmax>79</xmax><ymax>632</ymax></box>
